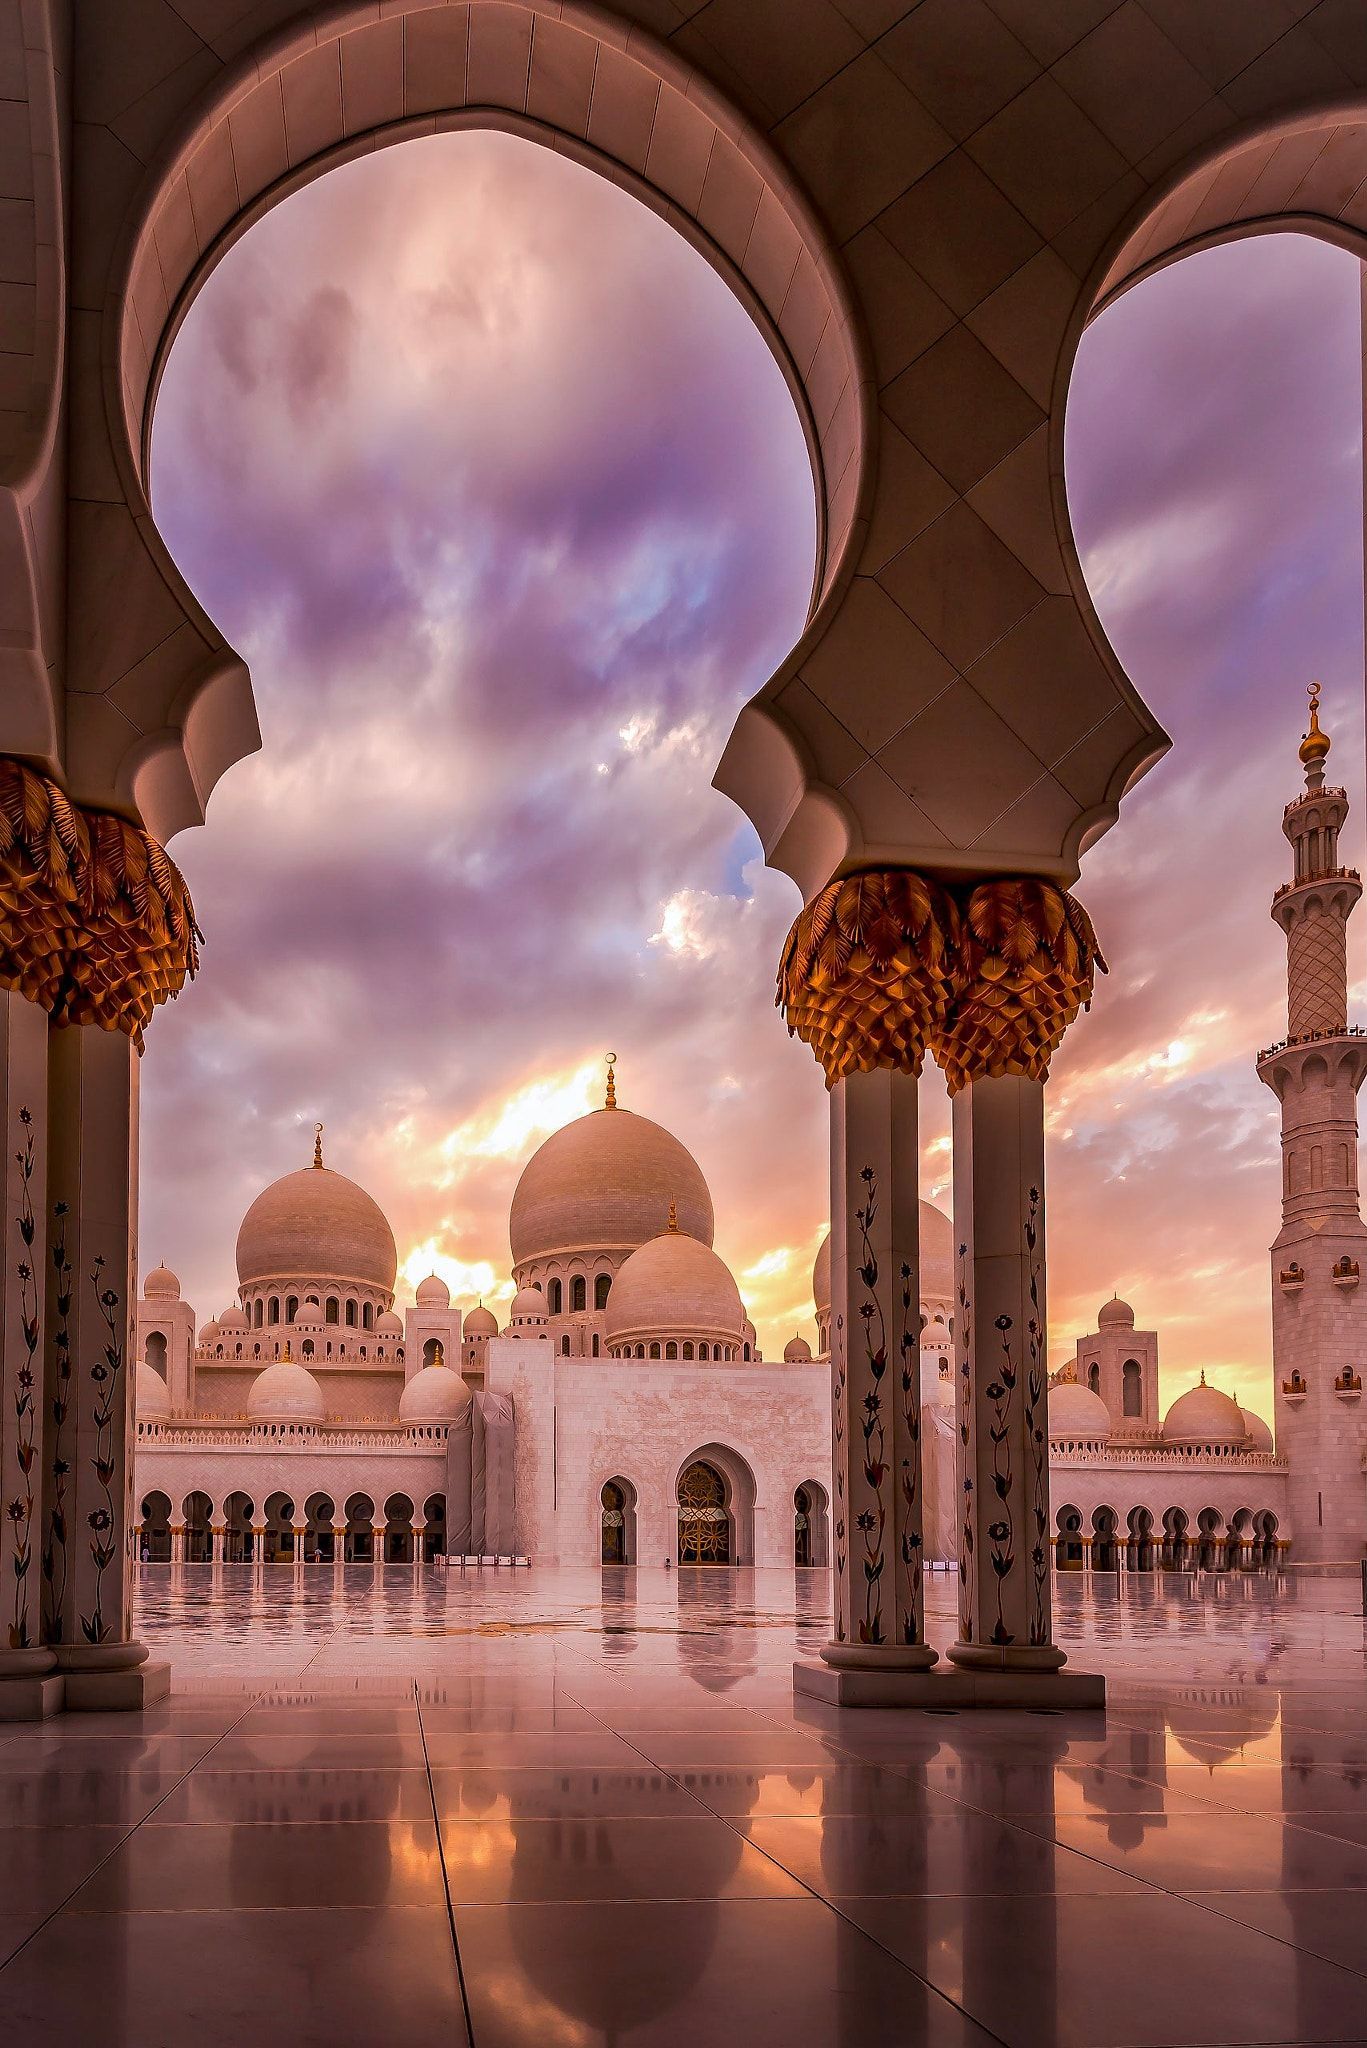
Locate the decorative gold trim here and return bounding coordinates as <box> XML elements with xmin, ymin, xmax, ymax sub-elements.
<box><xmin>934</xmin><ymin>879</ymin><xmax>1106</xmax><ymax>1095</ymax></box>
<box><xmin>776</xmin><ymin>869</ymin><xmax>959</xmax><ymax>1083</ymax></box>
<box><xmin>777</xmin><ymin>869</ymin><xmax>1104</xmax><ymax>1092</ymax></box>
<box><xmin>0</xmin><ymin>758</ymin><xmax>201</xmax><ymax>1048</ymax></box>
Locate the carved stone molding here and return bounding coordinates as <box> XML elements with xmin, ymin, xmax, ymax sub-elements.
<box><xmin>777</xmin><ymin>869</ymin><xmax>1104</xmax><ymax>1092</ymax></box>
<box><xmin>777</xmin><ymin>869</ymin><xmax>960</xmax><ymax>1084</ymax></box>
<box><xmin>0</xmin><ymin>759</ymin><xmax>200</xmax><ymax>1048</ymax></box>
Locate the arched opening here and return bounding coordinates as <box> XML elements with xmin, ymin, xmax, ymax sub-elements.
<box><xmin>1226</xmin><ymin>1507</ymin><xmax>1254</xmax><ymax>1572</ymax></box>
<box><xmin>345</xmin><ymin>1300</ymin><xmax>357</xmax><ymax>1328</ymax></box>
<box><xmin>1086</xmin><ymin>1361</ymin><xmax>1100</xmax><ymax>1394</ymax></box>
<box><xmin>223</xmin><ymin>1491</ymin><xmax>255</xmax><ymax>1564</ymax></box>
<box><xmin>363</xmin><ymin>1302</ymin><xmax>375</xmax><ymax>1332</ymax></box>
<box><xmin>305</xmin><ymin>1492</ymin><xmax>336</xmax><ymax>1564</ymax></box>
<box><xmin>268</xmin><ymin>1295</ymin><xmax>280</xmax><ymax>1325</ymax></box>
<box><xmin>1196</xmin><ymin>1508</ymin><xmax>1225</xmax><ymax>1572</ymax></box>
<box><xmin>1162</xmin><ymin>1507</ymin><xmax>1190</xmax><ymax>1572</ymax></box>
<box><xmin>1253</xmin><ymin>1509</ymin><xmax>1280</xmax><ymax>1568</ymax></box>
<box><xmin>422</xmin><ymin>1336</ymin><xmax>443</xmax><ymax>1369</ymax></box>
<box><xmin>1091</xmin><ymin>1506</ymin><xmax>1120</xmax><ymax>1574</ymax></box>
<box><xmin>600</xmin><ymin>1477</ymin><xmax>637</xmax><ymax>1567</ymax></box>
<box><xmin>594</xmin><ymin>1274</ymin><xmax>611</xmax><ymax>1312</ymax></box>
<box><xmin>1126</xmin><ymin>1505</ymin><xmax>1154</xmax><ymax>1574</ymax></box>
<box><xmin>145</xmin><ymin>1330</ymin><xmax>168</xmax><ymax>1378</ymax></box>
<box><xmin>548</xmin><ymin>1279</ymin><xmax>563</xmax><ymax>1317</ymax></box>
<box><xmin>1054</xmin><ymin>1504</ymin><xmax>1084</xmax><ymax>1572</ymax></box>
<box><xmin>182</xmin><ymin>1490</ymin><xmax>213</xmax><ymax>1564</ymax></box>
<box><xmin>285</xmin><ymin>1294</ymin><xmax>298</xmax><ymax>1324</ymax></box>
<box><xmin>1122</xmin><ymin>1360</ymin><xmax>1143</xmax><ymax>1418</ymax></box>
<box><xmin>344</xmin><ymin>1493</ymin><xmax>375</xmax><ymax>1563</ymax></box>
<box><xmin>422</xmin><ymin>1493</ymin><xmax>446</xmax><ymax>1563</ymax></box>
<box><xmin>677</xmin><ymin>1459</ymin><xmax>730</xmax><ymax>1566</ymax></box>
<box><xmin>263</xmin><ymin>1491</ymin><xmax>296</xmax><ymax>1562</ymax></box>
<box><xmin>325</xmin><ymin>1296</ymin><xmax>339</xmax><ymax>1324</ymax></box>
<box><xmin>383</xmin><ymin>1493</ymin><xmax>415</xmax><ymax>1563</ymax></box>
<box><xmin>571</xmin><ymin>1275</ymin><xmax>586</xmax><ymax>1313</ymax></box>
<box><xmin>138</xmin><ymin>1490</ymin><xmax>173</xmax><ymax>1563</ymax></box>
<box><xmin>794</xmin><ymin>1480</ymin><xmax>829</xmax><ymax>1569</ymax></box>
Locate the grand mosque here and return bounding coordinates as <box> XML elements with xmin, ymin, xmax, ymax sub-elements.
<box><xmin>131</xmin><ymin>703</ymin><xmax>1367</xmax><ymax>1576</ymax></box>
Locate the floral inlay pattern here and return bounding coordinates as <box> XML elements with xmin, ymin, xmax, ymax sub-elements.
<box><xmin>7</xmin><ymin>1106</ymin><xmax>38</xmax><ymax>1649</ymax></box>
<box><xmin>956</xmin><ymin>1238</ymin><xmax>975</xmax><ymax>1644</ymax></box>
<box><xmin>897</xmin><ymin>1254</ymin><xmax>923</xmax><ymax>1646</ymax></box>
<box><xmin>81</xmin><ymin>1256</ymin><xmax>124</xmax><ymax>1644</ymax></box>
<box><xmin>42</xmin><ymin>1199</ymin><xmax>72</xmax><ymax>1644</ymax></box>
<box><xmin>854</xmin><ymin>1166</ymin><xmax>887</xmax><ymax>1646</ymax></box>
<box><xmin>1023</xmin><ymin>1186</ymin><xmax>1049</xmax><ymax>1645</ymax></box>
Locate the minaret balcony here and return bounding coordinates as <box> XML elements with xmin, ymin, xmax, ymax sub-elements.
<box><xmin>1278</xmin><ymin>1263</ymin><xmax>1306</xmax><ymax>1294</ymax></box>
<box><xmin>1281</xmin><ymin>1373</ymin><xmax>1308</xmax><ymax>1402</ymax></box>
<box><xmin>1273</xmin><ymin>864</ymin><xmax>1360</xmax><ymax>903</ymax></box>
<box><xmin>1334</xmin><ymin>1369</ymin><xmax>1363</xmax><ymax>1399</ymax></box>
<box><xmin>1333</xmin><ymin>1258</ymin><xmax>1361</xmax><ymax>1290</ymax></box>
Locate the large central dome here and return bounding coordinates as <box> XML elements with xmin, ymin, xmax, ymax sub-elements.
<box><xmin>510</xmin><ymin>1106</ymin><xmax>713</xmax><ymax>1267</ymax></box>
<box><xmin>236</xmin><ymin>1161</ymin><xmax>398</xmax><ymax>1294</ymax></box>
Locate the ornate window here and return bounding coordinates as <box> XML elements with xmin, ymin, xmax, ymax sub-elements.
<box><xmin>571</xmin><ymin>1275</ymin><xmax>587</xmax><ymax>1313</ymax></box>
<box><xmin>548</xmin><ymin>1278</ymin><xmax>563</xmax><ymax>1316</ymax></box>
<box><xmin>677</xmin><ymin>1460</ymin><xmax>729</xmax><ymax>1564</ymax></box>
<box><xmin>595</xmin><ymin>1273</ymin><xmax>611</xmax><ymax>1311</ymax></box>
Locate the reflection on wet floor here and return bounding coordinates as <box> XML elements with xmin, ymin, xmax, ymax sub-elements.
<box><xmin>2</xmin><ymin>1566</ymin><xmax>1366</xmax><ymax>2046</ymax></box>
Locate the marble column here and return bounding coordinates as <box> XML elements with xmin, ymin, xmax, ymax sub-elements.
<box><xmin>332</xmin><ymin>1518</ymin><xmax>348</xmax><ymax>1567</ymax></box>
<box><xmin>374</xmin><ymin>1522</ymin><xmax>388</xmax><ymax>1566</ymax></box>
<box><xmin>170</xmin><ymin>1524</ymin><xmax>185</xmax><ymax>1564</ymax></box>
<box><xmin>292</xmin><ymin>1521</ymin><xmax>309</xmax><ymax>1568</ymax></box>
<box><xmin>822</xmin><ymin>1066</ymin><xmax>935</xmax><ymax>1672</ymax></box>
<box><xmin>210</xmin><ymin>1523</ymin><xmax>225</xmax><ymax>1564</ymax></box>
<box><xmin>43</xmin><ymin>1023</ymin><xmax>169</xmax><ymax>1708</ymax></box>
<box><xmin>948</xmin><ymin>1074</ymin><xmax>1062</xmax><ymax>1672</ymax></box>
<box><xmin>0</xmin><ymin>993</ymin><xmax>58</xmax><ymax>1716</ymax></box>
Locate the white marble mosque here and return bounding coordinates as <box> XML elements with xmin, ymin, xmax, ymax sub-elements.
<box><xmin>131</xmin><ymin>703</ymin><xmax>1367</xmax><ymax>1579</ymax></box>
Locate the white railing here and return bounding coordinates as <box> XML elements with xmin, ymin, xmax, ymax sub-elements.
<box><xmin>1051</xmin><ymin>1445</ymin><xmax>1286</xmax><ymax>1468</ymax></box>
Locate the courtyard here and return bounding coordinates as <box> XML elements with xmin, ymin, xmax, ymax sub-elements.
<box><xmin>1</xmin><ymin>1569</ymin><xmax>1366</xmax><ymax>2046</ymax></box>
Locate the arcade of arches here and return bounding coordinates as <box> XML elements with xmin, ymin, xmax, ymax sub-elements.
<box><xmin>5</xmin><ymin>0</ymin><xmax>1367</xmax><ymax>1727</ymax></box>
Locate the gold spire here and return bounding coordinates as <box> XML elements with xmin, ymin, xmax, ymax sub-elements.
<box><xmin>604</xmin><ymin>1051</ymin><xmax>617</xmax><ymax>1110</ymax></box>
<box><xmin>313</xmin><ymin>1122</ymin><xmax>324</xmax><ymax>1169</ymax></box>
<box><xmin>1299</xmin><ymin>680</ymin><xmax>1331</xmax><ymax>773</ymax></box>
<box><xmin>667</xmin><ymin>1198</ymin><xmax>678</xmax><ymax>1233</ymax></box>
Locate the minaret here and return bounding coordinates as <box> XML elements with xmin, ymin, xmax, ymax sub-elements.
<box><xmin>1256</xmin><ymin>684</ymin><xmax>1367</xmax><ymax>1565</ymax></box>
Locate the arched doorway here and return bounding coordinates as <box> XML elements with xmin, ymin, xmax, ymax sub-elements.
<box><xmin>794</xmin><ymin>1481</ymin><xmax>829</xmax><ymax>1568</ymax></box>
<box><xmin>1126</xmin><ymin>1505</ymin><xmax>1155</xmax><ymax>1573</ymax></box>
<box><xmin>422</xmin><ymin>1493</ymin><xmax>446</xmax><ymax>1563</ymax></box>
<box><xmin>263</xmin><ymin>1492</ymin><xmax>296</xmax><ymax>1562</ymax></box>
<box><xmin>1162</xmin><ymin>1507</ymin><xmax>1190</xmax><ymax>1571</ymax></box>
<box><xmin>182</xmin><ymin>1490</ymin><xmax>213</xmax><ymax>1564</ymax></box>
<box><xmin>344</xmin><ymin>1493</ymin><xmax>375</xmax><ymax>1563</ymax></box>
<box><xmin>384</xmin><ymin>1494</ymin><xmax>415</xmax><ymax>1563</ymax></box>
<box><xmin>1054</xmin><ymin>1505</ymin><xmax>1084</xmax><ymax>1572</ymax></box>
<box><xmin>677</xmin><ymin>1460</ymin><xmax>730</xmax><ymax>1566</ymax></box>
<box><xmin>223</xmin><ymin>1491</ymin><xmax>255</xmax><ymax>1563</ymax></box>
<box><xmin>600</xmin><ymin>1478</ymin><xmax>636</xmax><ymax>1566</ymax></box>
<box><xmin>1091</xmin><ymin>1506</ymin><xmax>1120</xmax><ymax>1573</ymax></box>
<box><xmin>305</xmin><ymin>1492</ymin><xmax>336</xmax><ymax>1563</ymax></box>
<box><xmin>138</xmin><ymin>1491</ymin><xmax>172</xmax><ymax>1563</ymax></box>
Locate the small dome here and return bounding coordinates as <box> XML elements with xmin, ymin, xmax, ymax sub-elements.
<box><xmin>217</xmin><ymin>1306</ymin><xmax>249</xmax><ymax>1333</ymax></box>
<box><xmin>1243</xmin><ymin>1408</ymin><xmax>1274</xmax><ymax>1452</ymax></box>
<box><xmin>143</xmin><ymin>1263</ymin><xmax>180</xmax><ymax>1300</ymax></box>
<box><xmin>1162</xmin><ymin>1374</ymin><xmax>1245</xmax><ymax>1445</ymax></box>
<box><xmin>247</xmin><ymin>1358</ymin><xmax>325</xmax><ymax>1424</ymax></box>
<box><xmin>398</xmin><ymin>1364</ymin><xmax>472</xmax><ymax>1425</ymax></box>
<box><xmin>198</xmin><ymin>1318</ymin><xmax>221</xmax><ymax>1346</ymax></box>
<box><xmin>510</xmin><ymin>1287</ymin><xmax>547</xmax><ymax>1321</ymax></box>
<box><xmin>1048</xmin><ymin>1379</ymin><xmax>1112</xmax><ymax>1440</ymax></box>
<box><xmin>236</xmin><ymin>1158</ymin><xmax>397</xmax><ymax>1294</ymax></box>
<box><xmin>1098</xmin><ymin>1295</ymin><xmax>1135</xmax><ymax>1328</ymax></box>
<box><xmin>135</xmin><ymin>1361</ymin><xmax>171</xmax><ymax>1418</ymax></box>
<box><xmin>416</xmin><ymin>1273</ymin><xmax>450</xmax><ymax>1307</ymax></box>
<box><xmin>465</xmin><ymin>1303</ymin><xmax>498</xmax><ymax>1338</ymax></box>
<box><xmin>510</xmin><ymin>1104</ymin><xmax>714</xmax><ymax>1266</ymax></box>
<box><xmin>784</xmin><ymin>1334</ymin><xmax>813</xmax><ymax>1363</ymax></box>
<box><xmin>605</xmin><ymin>1226</ymin><xmax>744</xmax><ymax>1349</ymax></box>
<box><xmin>813</xmin><ymin>1201</ymin><xmax>952</xmax><ymax>1313</ymax></box>
<box><xmin>376</xmin><ymin>1310</ymin><xmax>404</xmax><ymax>1335</ymax></box>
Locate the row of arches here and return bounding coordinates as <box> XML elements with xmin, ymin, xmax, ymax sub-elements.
<box><xmin>545</xmin><ymin>1274</ymin><xmax>612</xmax><ymax>1316</ymax></box>
<box><xmin>137</xmin><ymin>1489</ymin><xmax>447</xmax><ymax>1563</ymax></box>
<box><xmin>1055</xmin><ymin>1504</ymin><xmax>1281</xmax><ymax>1573</ymax></box>
<box><xmin>599</xmin><ymin>1466</ymin><xmax>829</xmax><ymax>1569</ymax></box>
<box><xmin>241</xmin><ymin>1291</ymin><xmax>385</xmax><ymax>1330</ymax></box>
<box><xmin>611</xmin><ymin>1341</ymin><xmax>742</xmax><ymax>1362</ymax></box>
<box><xmin>201</xmin><ymin>1337</ymin><xmax>401</xmax><ymax>1362</ymax></box>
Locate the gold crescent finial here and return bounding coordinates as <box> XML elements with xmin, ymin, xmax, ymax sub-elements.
<box><xmin>604</xmin><ymin>1052</ymin><xmax>618</xmax><ymax>1110</ymax></box>
<box><xmin>1300</xmin><ymin>680</ymin><xmax>1331</xmax><ymax>770</ymax></box>
<box><xmin>313</xmin><ymin>1122</ymin><xmax>324</xmax><ymax>1168</ymax></box>
<box><xmin>667</xmin><ymin>1198</ymin><xmax>678</xmax><ymax>1233</ymax></box>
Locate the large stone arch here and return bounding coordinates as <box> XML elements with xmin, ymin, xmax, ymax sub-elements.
<box><xmin>76</xmin><ymin>0</ymin><xmax>870</xmax><ymax>843</ymax></box>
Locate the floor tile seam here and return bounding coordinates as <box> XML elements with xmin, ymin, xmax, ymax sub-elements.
<box><xmin>0</xmin><ymin>1687</ymin><xmax>267</xmax><ymax>1979</ymax></box>
<box><xmin>416</xmin><ymin>1685</ymin><xmax>479</xmax><ymax>2048</ymax></box>
<box><xmin>598</xmin><ymin>1720</ymin><xmax>1016</xmax><ymax>2048</ymax></box>
<box><xmin>1170</xmin><ymin>1888</ymin><xmax>1367</xmax><ymax>1985</ymax></box>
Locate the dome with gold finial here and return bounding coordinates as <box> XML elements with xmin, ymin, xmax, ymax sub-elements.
<box><xmin>235</xmin><ymin>1125</ymin><xmax>397</xmax><ymax>1298</ymax></box>
<box><xmin>603</xmin><ymin>1202</ymin><xmax>743</xmax><ymax>1356</ymax></box>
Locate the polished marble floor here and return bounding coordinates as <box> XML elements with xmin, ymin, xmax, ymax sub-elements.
<box><xmin>2</xmin><ymin>1565</ymin><xmax>1366</xmax><ymax>2046</ymax></box>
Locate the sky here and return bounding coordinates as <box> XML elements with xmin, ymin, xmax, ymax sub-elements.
<box><xmin>146</xmin><ymin>130</ymin><xmax>1364</xmax><ymax>1416</ymax></box>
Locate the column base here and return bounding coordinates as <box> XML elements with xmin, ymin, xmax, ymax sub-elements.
<box><xmin>795</xmin><ymin>1659</ymin><xmax>1105</xmax><ymax>1709</ymax></box>
<box><xmin>947</xmin><ymin>1641</ymin><xmax>1068</xmax><ymax>1674</ymax></box>
<box><xmin>63</xmin><ymin>1661</ymin><xmax>171</xmax><ymax>1712</ymax></box>
<box><xmin>820</xmin><ymin>1641</ymin><xmax>939</xmax><ymax>1672</ymax></box>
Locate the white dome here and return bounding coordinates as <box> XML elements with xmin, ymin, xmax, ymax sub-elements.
<box><xmin>604</xmin><ymin>1226</ymin><xmax>744</xmax><ymax>1349</ymax></box>
<box><xmin>376</xmin><ymin>1310</ymin><xmax>404</xmax><ymax>1336</ymax></box>
<box><xmin>1243</xmin><ymin>1408</ymin><xmax>1274</xmax><ymax>1452</ymax></box>
<box><xmin>398</xmin><ymin>1364</ymin><xmax>472</xmax><ymax>1425</ymax></box>
<box><xmin>236</xmin><ymin>1158</ymin><xmax>397</xmax><ymax>1294</ymax></box>
<box><xmin>247</xmin><ymin>1358</ymin><xmax>325</xmax><ymax>1424</ymax></box>
<box><xmin>784</xmin><ymin>1334</ymin><xmax>813</xmax><ymax>1363</ymax></box>
<box><xmin>1098</xmin><ymin>1295</ymin><xmax>1135</xmax><ymax>1328</ymax></box>
<box><xmin>136</xmin><ymin>1361</ymin><xmax>171</xmax><ymax>1419</ymax></box>
<box><xmin>814</xmin><ymin>1201</ymin><xmax>952</xmax><ymax>1312</ymax></box>
<box><xmin>198</xmin><ymin>1318</ymin><xmax>221</xmax><ymax>1346</ymax></box>
<box><xmin>416</xmin><ymin>1273</ymin><xmax>450</xmax><ymax>1307</ymax></box>
<box><xmin>465</xmin><ymin>1303</ymin><xmax>498</xmax><ymax>1337</ymax></box>
<box><xmin>143</xmin><ymin>1263</ymin><xmax>180</xmax><ymax>1300</ymax></box>
<box><xmin>1049</xmin><ymin>1379</ymin><xmax>1112</xmax><ymax>1440</ymax></box>
<box><xmin>217</xmin><ymin>1306</ymin><xmax>249</xmax><ymax>1333</ymax></box>
<box><xmin>510</xmin><ymin>1287</ymin><xmax>547</xmax><ymax>1320</ymax></box>
<box><xmin>510</xmin><ymin>1105</ymin><xmax>713</xmax><ymax>1266</ymax></box>
<box><xmin>1163</xmin><ymin>1375</ymin><xmax>1246</xmax><ymax>1445</ymax></box>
